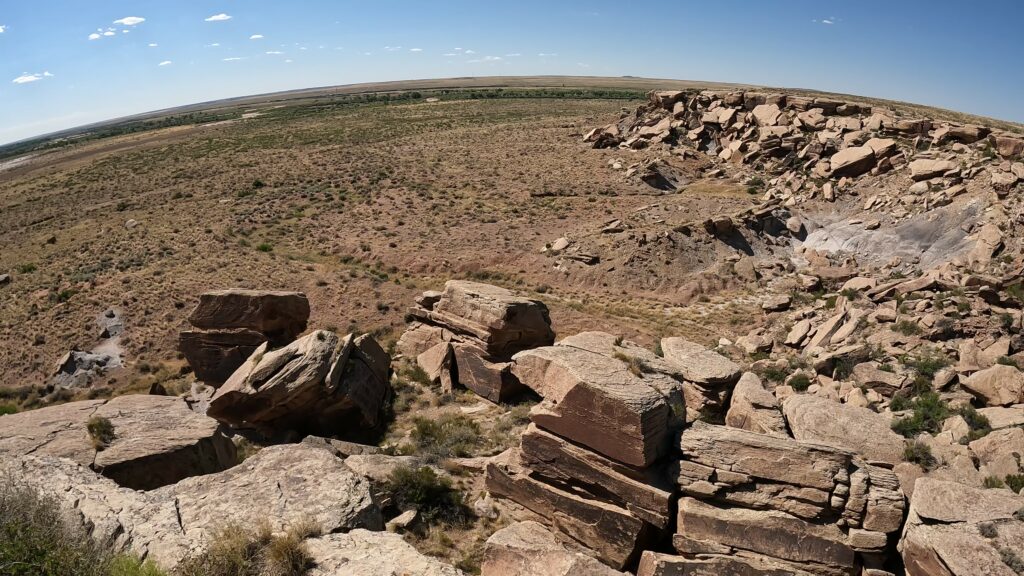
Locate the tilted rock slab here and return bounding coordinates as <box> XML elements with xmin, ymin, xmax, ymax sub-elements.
<box><xmin>2</xmin><ymin>443</ymin><xmax>382</xmax><ymax>570</ymax></box>
<box><xmin>180</xmin><ymin>289</ymin><xmax>309</xmax><ymax>383</ymax></box>
<box><xmin>899</xmin><ymin>478</ymin><xmax>1024</xmax><ymax>576</ymax></box>
<box><xmin>207</xmin><ymin>330</ymin><xmax>390</xmax><ymax>434</ymax></box>
<box><xmin>724</xmin><ymin>372</ymin><xmax>788</xmax><ymax>436</ymax></box>
<box><xmin>512</xmin><ymin>342</ymin><xmax>672</xmax><ymax>467</ymax></box>
<box><xmin>638</xmin><ymin>550</ymin><xmax>821</xmax><ymax>576</ymax></box>
<box><xmin>481</xmin><ymin>521</ymin><xmax>625</xmax><ymax>576</ymax></box>
<box><xmin>0</xmin><ymin>394</ymin><xmax>235</xmax><ymax>490</ymax></box>
<box><xmin>485</xmin><ymin>449</ymin><xmax>654</xmax><ymax>569</ymax></box>
<box><xmin>783</xmin><ymin>394</ymin><xmax>905</xmax><ymax>465</ymax></box>
<box><xmin>660</xmin><ymin>336</ymin><xmax>741</xmax><ymax>421</ymax></box>
<box><xmin>962</xmin><ymin>363</ymin><xmax>1024</xmax><ymax>406</ymax></box>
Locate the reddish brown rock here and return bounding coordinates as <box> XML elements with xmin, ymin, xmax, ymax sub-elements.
<box><xmin>179</xmin><ymin>328</ymin><xmax>266</xmax><ymax>383</ymax></box>
<box><xmin>482</xmin><ymin>521</ymin><xmax>625</xmax><ymax>576</ymax></box>
<box><xmin>485</xmin><ymin>449</ymin><xmax>653</xmax><ymax>569</ymax></box>
<box><xmin>452</xmin><ymin>343</ymin><xmax>522</xmax><ymax>403</ymax></box>
<box><xmin>187</xmin><ymin>289</ymin><xmax>309</xmax><ymax>339</ymax></box>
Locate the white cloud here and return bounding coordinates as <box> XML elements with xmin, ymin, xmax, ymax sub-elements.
<box><xmin>103</xmin><ymin>30</ymin><xmax>115</xmax><ymax>36</ymax></box>
<box><xmin>538</xmin><ymin>52</ymin><xmax>557</xmax><ymax>57</ymax></box>
<box><xmin>205</xmin><ymin>13</ymin><xmax>231</xmax><ymax>22</ymax></box>
<box><xmin>265</xmin><ymin>50</ymin><xmax>284</xmax><ymax>55</ymax></box>
<box><xmin>89</xmin><ymin>33</ymin><xmax>101</xmax><ymax>40</ymax></box>
<box><xmin>468</xmin><ymin>55</ymin><xmax>502</xmax><ymax>63</ymax></box>
<box><xmin>222</xmin><ymin>57</ymin><xmax>245</xmax><ymax>61</ymax></box>
<box><xmin>442</xmin><ymin>53</ymin><xmax>458</xmax><ymax>57</ymax></box>
<box><xmin>384</xmin><ymin>45</ymin><xmax>401</xmax><ymax>51</ymax></box>
<box><xmin>205</xmin><ymin>42</ymin><xmax>221</xmax><ymax>47</ymax></box>
<box><xmin>505</xmin><ymin>53</ymin><xmax>521</xmax><ymax>57</ymax></box>
<box><xmin>12</xmin><ymin>71</ymin><xmax>52</xmax><ymax>84</ymax></box>
<box><xmin>409</xmin><ymin>47</ymin><xmax>422</xmax><ymax>52</ymax></box>
<box><xmin>285</xmin><ymin>59</ymin><xmax>293</xmax><ymax>63</ymax></box>
<box><xmin>113</xmin><ymin>16</ymin><xmax>145</xmax><ymax>26</ymax></box>
<box><xmin>577</xmin><ymin>62</ymin><xmax>590</xmax><ymax>68</ymax></box>
<box><xmin>464</xmin><ymin>49</ymin><xmax>475</xmax><ymax>54</ymax></box>
<box><xmin>250</xmin><ymin>34</ymin><xmax>264</xmax><ymax>39</ymax></box>
<box><xmin>148</xmin><ymin>43</ymin><xmax>158</xmax><ymax>47</ymax></box>
<box><xmin>122</xmin><ymin>29</ymin><xmax>130</xmax><ymax>34</ymax></box>
<box><xmin>454</xmin><ymin>47</ymin><xmax>462</xmax><ymax>51</ymax></box>
<box><xmin>822</xmin><ymin>19</ymin><xmax>834</xmax><ymax>24</ymax></box>
<box><xmin>0</xmin><ymin>25</ymin><xmax>6</xmax><ymax>33</ymax></box>
<box><xmin>158</xmin><ymin>60</ymin><xmax>172</xmax><ymax>66</ymax></box>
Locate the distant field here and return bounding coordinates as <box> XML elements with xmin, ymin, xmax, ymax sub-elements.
<box><xmin>5</xmin><ymin>75</ymin><xmax>1020</xmax><ymax>161</ymax></box>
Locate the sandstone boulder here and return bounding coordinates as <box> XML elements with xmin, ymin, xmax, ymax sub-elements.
<box><xmin>660</xmin><ymin>337</ymin><xmax>741</xmax><ymax>385</ymax></box>
<box><xmin>0</xmin><ymin>395</ymin><xmax>235</xmax><ymax>490</ymax></box>
<box><xmin>830</xmin><ymin>146</ymin><xmax>876</xmax><ymax>178</ymax></box>
<box><xmin>783</xmin><ymin>394</ymin><xmax>905</xmax><ymax>464</ymax></box>
<box><xmin>207</xmin><ymin>330</ymin><xmax>390</xmax><ymax>435</ymax></box>
<box><xmin>3</xmin><ymin>443</ymin><xmax>382</xmax><ymax>570</ymax></box>
<box><xmin>307</xmin><ymin>530</ymin><xmax>464</xmax><ymax>576</ymax></box>
<box><xmin>724</xmin><ymin>372</ymin><xmax>788</xmax><ymax>436</ymax></box>
<box><xmin>908</xmin><ymin>159</ymin><xmax>956</xmax><ymax>181</ymax></box>
<box><xmin>512</xmin><ymin>343</ymin><xmax>672</xmax><ymax>467</ymax></box>
<box><xmin>962</xmin><ymin>364</ymin><xmax>1024</xmax><ymax>406</ymax></box>
<box><xmin>481</xmin><ymin>521</ymin><xmax>625</xmax><ymax>576</ymax></box>
<box><xmin>900</xmin><ymin>478</ymin><xmax>1024</xmax><ymax>576</ymax></box>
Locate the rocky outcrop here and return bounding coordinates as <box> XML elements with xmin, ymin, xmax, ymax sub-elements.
<box><xmin>179</xmin><ymin>289</ymin><xmax>310</xmax><ymax>383</ymax></box>
<box><xmin>962</xmin><ymin>364</ymin><xmax>1024</xmax><ymax>406</ymax></box>
<box><xmin>398</xmin><ymin>281</ymin><xmax>554</xmax><ymax>401</ymax></box>
<box><xmin>672</xmin><ymin>422</ymin><xmax>905</xmax><ymax>575</ymax></box>
<box><xmin>725</xmin><ymin>372</ymin><xmax>788</xmax><ymax>436</ymax></box>
<box><xmin>481</xmin><ymin>521</ymin><xmax>626</xmax><ymax>576</ymax></box>
<box><xmin>307</xmin><ymin>530</ymin><xmax>465</xmax><ymax>576</ymax></box>
<box><xmin>487</xmin><ymin>331</ymin><xmax>694</xmax><ymax>568</ymax></box>
<box><xmin>2</xmin><ymin>443</ymin><xmax>382</xmax><ymax>570</ymax></box>
<box><xmin>899</xmin><ymin>478</ymin><xmax>1024</xmax><ymax>576</ymax></box>
<box><xmin>0</xmin><ymin>395</ymin><xmax>235</xmax><ymax>490</ymax></box>
<box><xmin>207</xmin><ymin>330</ymin><xmax>390</xmax><ymax>435</ymax></box>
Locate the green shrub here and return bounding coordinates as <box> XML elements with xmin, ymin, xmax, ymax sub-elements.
<box><xmin>901</xmin><ymin>348</ymin><xmax>952</xmax><ymax>379</ymax></box>
<box><xmin>839</xmin><ymin>288</ymin><xmax>861</xmax><ymax>301</ymax></box>
<box><xmin>0</xmin><ymin>403</ymin><xmax>17</xmax><ymax>415</ymax></box>
<box><xmin>891</xmin><ymin>392</ymin><xmax>949</xmax><ymax>438</ymax></box>
<box><xmin>86</xmin><ymin>416</ymin><xmax>115</xmax><ymax>450</ymax></box>
<box><xmin>256</xmin><ymin>243</ymin><xmax>274</xmax><ymax>252</ymax></box>
<box><xmin>15</xmin><ymin>263</ymin><xmax>37</xmax><ymax>274</ymax></box>
<box><xmin>983</xmin><ymin>476</ymin><xmax>1006</xmax><ymax>489</ymax></box>
<box><xmin>788</xmin><ymin>373</ymin><xmax>812</xmax><ymax>392</ymax></box>
<box><xmin>996</xmin><ymin>356</ymin><xmax>1019</xmax><ymax>368</ymax></box>
<box><xmin>956</xmin><ymin>405</ymin><xmax>992</xmax><ymax>443</ymax></box>
<box><xmin>0</xmin><ymin>479</ymin><xmax>165</xmax><ymax>576</ymax></box>
<box><xmin>612</xmin><ymin>351</ymin><xmax>650</xmax><ymax>376</ymax></box>
<box><xmin>903</xmin><ymin>440</ymin><xmax>937</xmax><ymax>471</ymax></box>
<box><xmin>382</xmin><ymin>465</ymin><xmax>471</xmax><ymax>526</ymax></box>
<box><xmin>894</xmin><ymin>320</ymin><xmax>922</xmax><ymax>335</ymax></box>
<box><xmin>410</xmin><ymin>414</ymin><xmax>482</xmax><ymax>461</ymax></box>
<box><xmin>1005</xmin><ymin>474</ymin><xmax>1024</xmax><ymax>493</ymax></box>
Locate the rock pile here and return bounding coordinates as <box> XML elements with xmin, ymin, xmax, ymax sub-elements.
<box><xmin>0</xmin><ymin>394</ymin><xmax>235</xmax><ymax>489</ymax></box>
<box><xmin>586</xmin><ymin>90</ymin><xmax>1023</xmax><ymax>211</ymax></box>
<box><xmin>663</xmin><ymin>421</ymin><xmax>905</xmax><ymax>575</ymax></box>
<box><xmin>179</xmin><ymin>289</ymin><xmax>310</xmax><ymax>384</ymax></box>
<box><xmin>485</xmin><ymin>331</ymin><xmax>744</xmax><ymax>569</ymax></box>
<box><xmin>398</xmin><ymin>280</ymin><xmax>555</xmax><ymax>402</ymax></box>
<box><xmin>207</xmin><ymin>329</ymin><xmax>391</xmax><ymax>436</ymax></box>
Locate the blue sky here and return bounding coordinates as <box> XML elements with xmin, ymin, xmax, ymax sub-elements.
<box><xmin>1</xmin><ymin>1</ymin><xmax>1022</xmax><ymax>145</ymax></box>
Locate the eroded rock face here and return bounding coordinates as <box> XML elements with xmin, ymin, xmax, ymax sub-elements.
<box><xmin>481</xmin><ymin>521</ymin><xmax>625</xmax><ymax>576</ymax></box>
<box><xmin>0</xmin><ymin>395</ymin><xmax>235</xmax><ymax>490</ymax></box>
<box><xmin>962</xmin><ymin>364</ymin><xmax>1024</xmax><ymax>406</ymax></box>
<box><xmin>2</xmin><ymin>443</ymin><xmax>382</xmax><ymax>570</ymax></box>
<box><xmin>899</xmin><ymin>478</ymin><xmax>1024</xmax><ymax>576</ymax></box>
<box><xmin>207</xmin><ymin>330</ymin><xmax>390</xmax><ymax>435</ymax></box>
<box><xmin>725</xmin><ymin>372</ymin><xmax>788</xmax><ymax>436</ymax></box>
<box><xmin>180</xmin><ymin>289</ymin><xmax>310</xmax><ymax>384</ymax></box>
<box><xmin>782</xmin><ymin>394</ymin><xmax>905</xmax><ymax>465</ymax></box>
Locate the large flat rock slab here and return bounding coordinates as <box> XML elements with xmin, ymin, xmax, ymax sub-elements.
<box><xmin>187</xmin><ymin>289</ymin><xmax>309</xmax><ymax>339</ymax></box>
<box><xmin>2</xmin><ymin>443</ymin><xmax>382</xmax><ymax>571</ymax></box>
<box><xmin>307</xmin><ymin>530</ymin><xmax>464</xmax><ymax>576</ymax></box>
<box><xmin>482</xmin><ymin>521</ymin><xmax>625</xmax><ymax>576</ymax></box>
<box><xmin>0</xmin><ymin>395</ymin><xmax>235</xmax><ymax>489</ymax></box>
<box><xmin>782</xmin><ymin>394</ymin><xmax>905</xmax><ymax>465</ymax></box>
<box><xmin>900</xmin><ymin>478</ymin><xmax>1024</xmax><ymax>576</ymax></box>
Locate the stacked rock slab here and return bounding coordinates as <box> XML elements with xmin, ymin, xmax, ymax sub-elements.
<box><xmin>650</xmin><ymin>421</ymin><xmax>905</xmax><ymax>576</ymax></box>
<box><xmin>398</xmin><ymin>280</ymin><xmax>555</xmax><ymax>402</ymax></box>
<box><xmin>207</xmin><ymin>329</ymin><xmax>391</xmax><ymax>436</ymax></box>
<box><xmin>0</xmin><ymin>394</ymin><xmax>235</xmax><ymax>490</ymax></box>
<box><xmin>179</xmin><ymin>289</ymin><xmax>310</xmax><ymax>384</ymax></box>
<box><xmin>486</xmin><ymin>332</ymin><xmax>682</xmax><ymax>569</ymax></box>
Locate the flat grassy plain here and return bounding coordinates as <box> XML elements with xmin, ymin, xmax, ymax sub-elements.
<box><xmin>0</xmin><ymin>88</ymin><xmax>765</xmax><ymax>398</ymax></box>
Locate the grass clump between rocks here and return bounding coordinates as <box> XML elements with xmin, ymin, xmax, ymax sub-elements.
<box><xmin>902</xmin><ymin>440</ymin><xmax>938</xmax><ymax>471</ymax></box>
<box><xmin>0</xmin><ymin>479</ymin><xmax>165</xmax><ymax>576</ymax></box>
<box><xmin>409</xmin><ymin>414</ymin><xmax>482</xmax><ymax>462</ymax></box>
<box><xmin>176</xmin><ymin>519</ymin><xmax>319</xmax><ymax>576</ymax></box>
<box><xmin>891</xmin><ymin>392</ymin><xmax>949</xmax><ymax>438</ymax></box>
